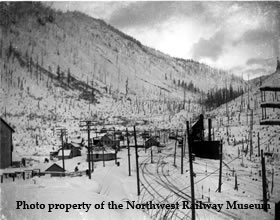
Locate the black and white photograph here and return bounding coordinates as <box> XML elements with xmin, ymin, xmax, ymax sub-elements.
<box><xmin>0</xmin><ymin>1</ymin><xmax>280</xmax><ymax>219</ymax></box>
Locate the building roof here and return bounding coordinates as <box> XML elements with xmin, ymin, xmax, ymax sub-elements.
<box><xmin>260</xmin><ymin>66</ymin><xmax>280</xmax><ymax>90</ymax></box>
<box><xmin>45</xmin><ymin>163</ymin><xmax>65</xmax><ymax>172</ymax></box>
<box><xmin>58</xmin><ymin>149</ymin><xmax>72</xmax><ymax>156</ymax></box>
<box><xmin>0</xmin><ymin>117</ymin><xmax>15</xmax><ymax>132</ymax></box>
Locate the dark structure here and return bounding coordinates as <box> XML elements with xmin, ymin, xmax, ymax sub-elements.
<box><xmin>145</xmin><ymin>136</ymin><xmax>159</xmax><ymax>149</ymax></box>
<box><xmin>87</xmin><ymin>149</ymin><xmax>116</xmax><ymax>162</ymax></box>
<box><xmin>63</xmin><ymin>143</ymin><xmax>81</xmax><ymax>157</ymax></box>
<box><xmin>260</xmin><ymin>58</ymin><xmax>280</xmax><ymax>125</ymax></box>
<box><xmin>45</xmin><ymin>163</ymin><xmax>65</xmax><ymax>177</ymax></box>
<box><xmin>0</xmin><ymin>117</ymin><xmax>15</xmax><ymax>169</ymax></box>
<box><xmin>100</xmin><ymin>134</ymin><xmax>120</xmax><ymax>149</ymax></box>
<box><xmin>52</xmin><ymin>143</ymin><xmax>81</xmax><ymax>160</ymax></box>
<box><xmin>189</xmin><ymin>115</ymin><xmax>220</xmax><ymax>160</ymax></box>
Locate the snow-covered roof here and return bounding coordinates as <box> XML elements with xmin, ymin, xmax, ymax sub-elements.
<box><xmin>58</xmin><ymin>150</ymin><xmax>71</xmax><ymax>156</ymax></box>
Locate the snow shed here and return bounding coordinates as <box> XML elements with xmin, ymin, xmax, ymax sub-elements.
<box><xmin>189</xmin><ymin>115</ymin><xmax>220</xmax><ymax>160</ymax></box>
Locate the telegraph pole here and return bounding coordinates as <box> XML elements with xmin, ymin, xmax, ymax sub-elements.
<box><xmin>187</xmin><ymin>121</ymin><xmax>195</xmax><ymax>220</ymax></box>
<box><xmin>80</xmin><ymin>120</ymin><xmax>97</xmax><ymax>179</ymax></box>
<box><xmin>56</xmin><ymin>128</ymin><xmax>67</xmax><ymax>171</ymax></box>
<box><xmin>180</xmin><ymin>135</ymin><xmax>184</xmax><ymax>175</ymax></box>
<box><xmin>126</xmin><ymin>128</ymin><xmax>131</xmax><ymax>176</ymax></box>
<box><xmin>133</xmin><ymin>126</ymin><xmax>140</xmax><ymax>196</ymax></box>
<box><xmin>218</xmin><ymin>141</ymin><xmax>223</xmax><ymax>192</ymax></box>
<box><xmin>173</xmin><ymin>130</ymin><xmax>178</xmax><ymax>167</ymax></box>
<box><xmin>258</xmin><ymin>132</ymin><xmax>260</xmax><ymax>157</ymax></box>
<box><xmin>261</xmin><ymin>150</ymin><xmax>268</xmax><ymax>212</ymax></box>
<box><xmin>249</xmin><ymin>109</ymin><xmax>253</xmax><ymax>160</ymax></box>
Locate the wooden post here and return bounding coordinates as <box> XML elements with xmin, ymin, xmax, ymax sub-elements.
<box><xmin>208</xmin><ymin>118</ymin><xmax>212</xmax><ymax>141</ymax></box>
<box><xmin>91</xmin><ymin>147</ymin><xmax>94</xmax><ymax>171</ymax></box>
<box><xmin>151</xmin><ymin>147</ymin><xmax>153</xmax><ymax>164</ymax></box>
<box><xmin>133</xmin><ymin>126</ymin><xmax>140</xmax><ymax>196</ymax></box>
<box><xmin>261</xmin><ymin>150</ymin><xmax>268</xmax><ymax>212</ymax></box>
<box><xmin>187</xmin><ymin>121</ymin><xmax>195</xmax><ymax>220</ymax></box>
<box><xmin>218</xmin><ymin>141</ymin><xmax>223</xmax><ymax>192</ymax></box>
<box><xmin>173</xmin><ymin>130</ymin><xmax>178</xmax><ymax>167</ymax></box>
<box><xmin>87</xmin><ymin>124</ymin><xmax>91</xmax><ymax>179</ymax></box>
<box><xmin>271</xmin><ymin>168</ymin><xmax>274</xmax><ymax>194</ymax></box>
<box><xmin>61</xmin><ymin>132</ymin><xmax>65</xmax><ymax>172</ymax></box>
<box><xmin>181</xmin><ymin>136</ymin><xmax>184</xmax><ymax>175</ymax></box>
<box><xmin>258</xmin><ymin>132</ymin><xmax>260</xmax><ymax>157</ymax></box>
<box><xmin>126</xmin><ymin>128</ymin><xmax>131</xmax><ymax>176</ymax></box>
<box><xmin>102</xmin><ymin>147</ymin><xmax>105</xmax><ymax>167</ymax></box>
<box><xmin>234</xmin><ymin>174</ymin><xmax>238</xmax><ymax>190</ymax></box>
<box><xmin>276</xmin><ymin>201</ymin><xmax>280</xmax><ymax>220</ymax></box>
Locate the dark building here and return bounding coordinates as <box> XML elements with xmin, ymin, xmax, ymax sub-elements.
<box><xmin>0</xmin><ymin>117</ymin><xmax>15</xmax><ymax>169</ymax></box>
<box><xmin>260</xmin><ymin>59</ymin><xmax>280</xmax><ymax>125</ymax></box>
<box><xmin>100</xmin><ymin>134</ymin><xmax>120</xmax><ymax>149</ymax></box>
<box><xmin>145</xmin><ymin>137</ymin><xmax>159</xmax><ymax>149</ymax></box>
<box><xmin>45</xmin><ymin>163</ymin><xmax>65</xmax><ymax>177</ymax></box>
<box><xmin>189</xmin><ymin>115</ymin><xmax>220</xmax><ymax>160</ymax></box>
<box><xmin>87</xmin><ymin>146</ymin><xmax>116</xmax><ymax>162</ymax></box>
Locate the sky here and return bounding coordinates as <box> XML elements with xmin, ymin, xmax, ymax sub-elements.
<box><xmin>53</xmin><ymin>1</ymin><xmax>280</xmax><ymax>79</ymax></box>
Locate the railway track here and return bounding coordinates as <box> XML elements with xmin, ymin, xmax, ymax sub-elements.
<box><xmin>139</xmin><ymin>147</ymin><xmax>242</xmax><ymax>219</ymax></box>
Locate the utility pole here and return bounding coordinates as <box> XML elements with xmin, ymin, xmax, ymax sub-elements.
<box><xmin>249</xmin><ymin>109</ymin><xmax>253</xmax><ymax>160</ymax></box>
<box><xmin>271</xmin><ymin>168</ymin><xmax>274</xmax><ymax>194</ymax></box>
<box><xmin>261</xmin><ymin>150</ymin><xmax>268</xmax><ymax>212</ymax></box>
<box><xmin>173</xmin><ymin>130</ymin><xmax>178</xmax><ymax>167</ymax></box>
<box><xmin>234</xmin><ymin>173</ymin><xmax>238</xmax><ymax>190</ymax></box>
<box><xmin>258</xmin><ymin>132</ymin><xmax>260</xmax><ymax>157</ymax></box>
<box><xmin>56</xmin><ymin>128</ymin><xmax>67</xmax><ymax>171</ymax></box>
<box><xmin>80</xmin><ymin>120</ymin><xmax>97</xmax><ymax>179</ymax></box>
<box><xmin>133</xmin><ymin>126</ymin><xmax>140</xmax><ymax>196</ymax></box>
<box><xmin>126</xmin><ymin>128</ymin><xmax>131</xmax><ymax>176</ymax></box>
<box><xmin>180</xmin><ymin>135</ymin><xmax>184</xmax><ymax>175</ymax></box>
<box><xmin>151</xmin><ymin>146</ymin><xmax>153</xmax><ymax>164</ymax></box>
<box><xmin>187</xmin><ymin>121</ymin><xmax>195</xmax><ymax>220</ymax></box>
<box><xmin>218</xmin><ymin>141</ymin><xmax>223</xmax><ymax>192</ymax></box>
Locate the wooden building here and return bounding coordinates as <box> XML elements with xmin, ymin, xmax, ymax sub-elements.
<box><xmin>100</xmin><ymin>134</ymin><xmax>120</xmax><ymax>149</ymax></box>
<box><xmin>53</xmin><ymin>143</ymin><xmax>81</xmax><ymax>160</ymax></box>
<box><xmin>189</xmin><ymin>115</ymin><xmax>220</xmax><ymax>160</ymax></box>
<box><xmin>87</xmin><ymin>147</ymin><xmax>116</xmax><ymax>162</ymax></box>
<box><xmin>145</xmin><ymin>136</ymin><xmax>159</xmax><ymax>149</ymax></box>
<box><xmin>260</xmin><ymin>58</ymin><xmax>280</xmax><ymax>125</ymax></box>
<box><xmin>0</xmin><ymin>117</ymin><xmax>15</xmax><ymax>169</ymax></box>
<box><xmin>45</xmin><ymin>163</ymin><xmax>65</xmax><ymax>177</ymax></box>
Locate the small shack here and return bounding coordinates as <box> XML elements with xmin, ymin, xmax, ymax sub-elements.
<box><xmin>145</xmin><ymin>136</ymin><xmax>159</xmax><ymax>149</ymax></box>
<box><xmin>100</xmin><ymin>134</ymin><xmax>120</xmax><ymax>149</ymax></box>
<box><xmin>0</xmin><ymin>117</ymin><xmax>15</xmax><ymax>169</ymax></box>
<box><xmin>189</xmin><ymin>115</ymin><xmax>220</xmax><ymax>160</ymax></box>
<box><xmin>87</xmin><ymin>146</ymin><xmax>116</xmax><ymax>162</ymax></box>
<box><xmin>55</xmin><ymin>143</ymin><xmax>81</xmax><ymax>160</ymax></box>
<box><xmin>45</xmin><ymin>163</ymin><xmax>65</xmax><ymax>177</ymax></box>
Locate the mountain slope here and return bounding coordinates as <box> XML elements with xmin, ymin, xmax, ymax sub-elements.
<box><xmin>0</xmin><ymin>2</ymin><xmax>244</xmax><ymax>153</ymax></box>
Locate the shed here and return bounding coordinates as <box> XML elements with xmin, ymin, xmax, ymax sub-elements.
<box><xmin>87</xmin><ymin>146</ymin><xmax>116</xmax><ymax>162</ymax></box>
<box><xmin>64</xmin><ymin>143</ymin><xmax>81</xmax><ymax>157</ymax></box>
<box><xmin>100</xmin><ymin>134</ymin><xmax>120</xmax><ymax>149</ymax></box>
<box><xmin>145</xmin><ymin>137</ymin><xmax>159</xmax><ymax>149</ymax></box>
<box><xmin>0</xmin><ymin>117</ymin><xmax>15</xmax><ymax>169</ymax></box>
<box><xmin>45</xmin><ymin>163</ymin><xmax>65</xmax><ymax>177</ymax></box>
